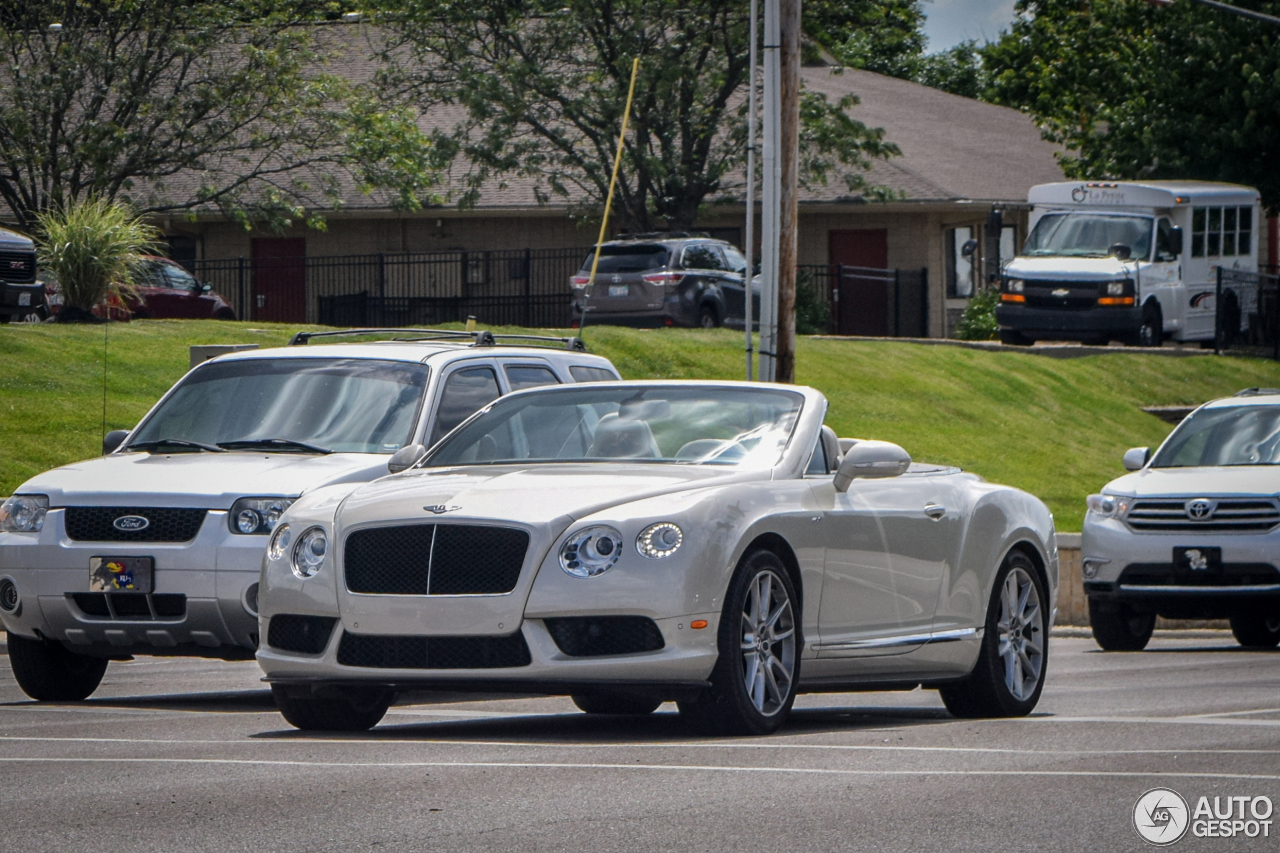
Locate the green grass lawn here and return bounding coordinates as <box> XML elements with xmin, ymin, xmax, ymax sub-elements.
<box><xmin>4</xmin><ymin>319</ymin><xmax>1280</xmax><ymax>530</ymax></box>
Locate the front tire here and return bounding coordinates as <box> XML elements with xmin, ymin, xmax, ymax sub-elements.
<box><xmin>1132</xmin><ymin>302</ymin><xmax>1163</xmax><ymax>347</ymax></box>
<box><xmin>1229</xmin><ymin>613</ymin><xmax>1280</xmax><ymax>649</ymax></box>
<box><xmin>1088</xmin><ymin>599</ymin><xmax>1155</xmax><ymax>651</ymax></box>
<box><xmin>271</xmin><ymin>683</ymin><xmax>394</xmax><ymax>732</ymax></box>
<box><xmin>698</xmin><ymin>305</ymin><xmax>720</xmax><ymax>329</ymax></box>
<box><xmin>6</xmin><ymin>632</ymin><xmax>109</xmax><ymax>701</ymax></box>
<box><xmin>677</xmin><ymin>550</ymin><xmax>799</xmax><ymax>735</ymax></box>
<box><xmin>572</xmin><ymin>693</ymin><xmax>662</xmax><ymax>715</ymax></box>
<box><xmin>940</xmin><ymin>552</ymin><xmax>1048</xmax><ymax>718</ymax></box>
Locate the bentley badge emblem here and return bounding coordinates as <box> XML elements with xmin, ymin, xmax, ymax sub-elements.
<box><xmin>423</xmin><ymin>505</ymin><xmax>461</xmax><ymax>515</ymax></box>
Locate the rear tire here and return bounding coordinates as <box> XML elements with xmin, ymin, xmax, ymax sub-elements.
<box><xmin>698</xmin><ymin>305</ymin><xmax>720</xmax><ymax>329</ymax></box>
<box><xmin>1229</xmin><ymin>613</ymin><xmax>1280</xmax><ymax>649</ymax></box>
<box><xmin>999</xmin><ymin>329</ymin><xmax>1032</xmax><ymax>346</ymax></box>
<box><xmin>6</xmin><ymin>631</ymin><xmax>109</xmax><ymax>701</ymax></box>
<box><xmin>1088</xmin><ymin>599</ymin><xmax>1155</xmax><ymax>651</ymax></box>
<box><xmin>271</xmin><ymin>683</ymin><xmax>394</xmax><ymax>731</ymax></box>
<box><xmin>677</xmin><ymin>550</ymin><xmax>800</xmax><ymax>736</ymax></box>
<box><xmin>572</xmin><ymin>693</ymin><xmax>662</xmax><ymax>715</ymax></box>
<box><xmin>940</xmin><ymin>551</ymin><xmax>1048</xmax><ymax>718</ymax></box>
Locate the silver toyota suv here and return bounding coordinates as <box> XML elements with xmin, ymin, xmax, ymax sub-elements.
<box><xmin>1083</xmin><ymin>388</ymin><xmax>1280</xmax><ymax>650</ymax></box>
<box><xmin>0</xmin><ymin>329</ymin><xmax>619</xmax><ymax>700</ymax></box>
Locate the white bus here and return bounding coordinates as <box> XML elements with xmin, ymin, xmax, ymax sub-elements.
<box><xmin>996</xmin><ymin>181</ymin><xmax>1262</xmax><ymax>346</ymax></box>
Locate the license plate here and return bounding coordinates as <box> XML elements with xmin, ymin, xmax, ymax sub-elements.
<box><xmin>49</xmin><ymin>293</ymin><xmax>63</xmax><ymax>306</ymax></box>
<box><xmin>608</xmin><ymin>284</ymin><xmax>628</xmax><ymax>297</ymax></box>
<box><xmin>1174</xmin><ymin>546</ymin><xmax>1221</xmax><ymax>573</ymax></box>
<box><xmin>17</xmin><ymin>292</ymin><xmax>30</xmax><ymax>306</ymax></box>
<box><xmin>89</xmin><ymin>557</ymin><xmax>154</xmax><ymax>593</ymax></box>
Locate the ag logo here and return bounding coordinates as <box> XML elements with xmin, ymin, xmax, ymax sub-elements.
<box><xmin>1071</xmin><ymin>186</ymin><xmax>1088</xmax><ymax>202</ymax></box>
<box><xmin>1185</xmin><ymin>499</ymin><xmax>1216</xmax><ymax>521</ymax></box>
<box><xmin>112</xmin><ymin>515</ymin><xmax>150</xmax><ymax>532</ymax></box>
<box><xmin>1134</xmin><ymin>787</ymin><xmax>1190</xmax><ymax>845</ymax></box>
<box><xmin>1184</xmin><ymin>549</ymin><xmax>1209</xmax><ymax>571</ymax></box>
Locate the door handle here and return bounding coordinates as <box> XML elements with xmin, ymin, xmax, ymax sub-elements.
<box><xmin>924</xmin><ymin>504</ymin><xmax>946</xmax><ymax>520</ymax></box>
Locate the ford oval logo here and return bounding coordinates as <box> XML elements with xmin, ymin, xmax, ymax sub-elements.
<box><xmin>1185</xmin><ymin>499</ymin><xmax>1216</xmax><ymax>521</ymax></box>
<box><xmin>113</xmin><ymin>515</ymin><xmax>150</xmax><ymax>532</ymax></box>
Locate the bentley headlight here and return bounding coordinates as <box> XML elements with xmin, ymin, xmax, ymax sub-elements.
<box><xmin>0</xmin><ymin>495</ymin><xmax>49</xmax><ymax>533</ymax></box>
<box><xmin>636</xmin><ymin>522</ymin><xmax>683</xmax><ymax>559</ymax></box>
<box><xmin>1086</xmin><ymin>493</ymin><xmax>1130</xmax><ymax>519</ymax></box>
<box><xmin>291</xmin><ymin>527</ymin><xmax>328</xmax><ymax>578</ymax></box>
<box><xmin>560</xmin><ymin>526</ymin><xmax>624</xmax><ymax>578</ymax></box>
<box><xmin>268</xmin><ymin>524</ymin><xmax>292</xmax><ymax>562</ymax></box>
<box><xmin>229</xmin><ymin>497</ymin><xmax>295</xmax><ymax>534</ymax></box>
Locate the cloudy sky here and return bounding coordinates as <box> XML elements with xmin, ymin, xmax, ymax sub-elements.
<box><xmin>922</xmin><ymin>0</ymin><xmax>1018</xmax><ymax>51</ymax></box>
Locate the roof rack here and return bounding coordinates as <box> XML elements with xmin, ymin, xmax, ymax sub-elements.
<box><xmin>1233</xmin><ymin>387</ymin><xmax>1280</xmax><ymax>397</ymax></box>
<box><xmin>614</xmin><ymin>231</ymin><xmax>711</xmax><ymax>241</ymax></box>
<box><xmin>287</xmin><ymin>327</ymin><xmax>586</xmax><ymax>351</ymax></box>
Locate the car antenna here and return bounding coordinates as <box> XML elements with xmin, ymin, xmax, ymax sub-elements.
<box><xmin>579</xmin><ymin>56</ymin><xmax>640</xmax><ymax>341</ymax></box>
<box><xmin>100</xmin><ymin>317</ymin><xmax>109</xmax><ymax>446</ymax></box>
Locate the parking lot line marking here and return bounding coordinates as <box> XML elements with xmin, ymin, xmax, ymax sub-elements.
<box><xmin>0</xmin><ymin>735</ymin><xmax>1277</xmax><ymax>758</ymax></box>
<box><xmin>1033</xmin><ymin>714</ymin><xmax>1280</xmax><ymax>728</ymax></box>
<box><xmin>1188</xmin><ymin>707</ymin><xmax>1280</xmax><ymax>719</ymax></box>
<box><xmin>0</xmin><ymin>756</ymin><xmax>1277</xmax><ymax>781</ymax></box>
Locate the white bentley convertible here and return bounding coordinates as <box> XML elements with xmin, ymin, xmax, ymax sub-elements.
<box><xmin>257</xmin><ymin>381</ymin><xmax>1058</xmax><ymax>734</ymax></box>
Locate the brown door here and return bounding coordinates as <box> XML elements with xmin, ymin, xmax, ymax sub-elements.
<box><xmin>829</xmin><ymin>230</ymin><xmax>889</xmax><ymax>336</ymax></box>
<box><xmin>251</xmin><ymin>238</ymin><xmax>306</xmax><ymax>323</ymax></box>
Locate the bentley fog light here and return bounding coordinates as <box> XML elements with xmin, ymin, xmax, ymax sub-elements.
<box><xmin>636</xmin><ymin>522</ymin><xmax>683</xmax><ymax>559</ymax></box>
<box><xmin>268</xmin><ymin>524</ymin><xmax>292</xmax><ymax>562</ymax></box>
<box><xmin>0</xmin><ymin>495</ymin><xmax>49</xmax><ymax>533</ymax></box>
<box><xmin>291</xmin><ymin>527</ymin><xmax>328</xmax><ymax>578</ymax></box>
<box><xmin>560</xmin><ymin>526</ymin><xmax>624</xmax><ymax>578</ymax></box>
<box><xmin>229</xmin><ymin>497</ymin><xmax>294</xmax><ymax>534</ymax></box>
<box><xmin>1086</xmin><ymin>493</ymin><xmax>1129</xmax><ymax>519</ymax></box>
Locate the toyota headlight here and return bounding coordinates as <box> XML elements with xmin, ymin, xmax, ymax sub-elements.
<box><xmin>636</xmin><ymin>522</ymin><xmax>683</xmax><ymax>559</ymax></box>
<box><xmin>268</xmin><ymin>524</ymin><xmax>292</xmax><ymax>562</ymax></box>
<box><xmin>1086</xmin><ymin>493</ymin><xmax>1130</xmax><ymax>519</ymax></box>
<box><xmin>229</xmin><ymin>497</ymin><xmax>295</xmax><ymax>535</ymax></box>
<box><xmin>0</xmin><ymin>495</ymin><xmax>49</xmax><ymax>533</ymax></box>
<box><xmin>560</xmin><ymin>526</ymin><xmax>624</xmax><ymax>578</ymax></box>
<box><xmin>291</xmin><ymin>527</ymin><xmax>328</xmax><ymax>578</ymax></box>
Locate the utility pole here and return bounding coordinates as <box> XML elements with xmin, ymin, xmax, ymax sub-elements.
<box><xmin>758</xmin><ymin>0</ymin><xmax>780</xmax><ymax>382</ymax></box>
<box><xmin>743</xmin><ymin>0</ymin><xmax>759</xmax><ymax>381</ymax></box>
<box><xmin>775</xmin><ymin>0</ymin><xmax>801</xmax><ymax>384</ymax></box>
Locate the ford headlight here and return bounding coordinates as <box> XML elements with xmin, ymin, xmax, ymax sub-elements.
<box><xmin>1086</xmin><ymin>493</ymin><xmax>1130</xmax><ymax>519</ymax></box>
<box><xmin>636</xmin><ymin>522</ymin><xmax>683</xmax><ymax>559</ymax></box>
<box><xmin>291</xmin><ymin>527</ymin><xmax>328</xmax><ymax>578</ymax></box>
<box><xmin>229</xmin><ymin>497</ymin><xmax>295</xmax><ymax>535</ymax></box>
<box><xmin>268</xmin><ymin>524</ymin><xmax>292</xmax><ymax>562</ymax></box>
<box><xmin>560</xmin><ymin>526</ymin><xmax>623</xmax><ymax>578</ymax></box>
<box><xmin>0</xmin><ymin>495</ymin><xmax>49</xmax><ymax>533</ymax></box>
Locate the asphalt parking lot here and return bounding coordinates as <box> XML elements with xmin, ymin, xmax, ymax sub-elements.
<box><xmin>1</xmin><ymin>632</ymin><xmax>1277</xmax><ymax>852</ymax></box>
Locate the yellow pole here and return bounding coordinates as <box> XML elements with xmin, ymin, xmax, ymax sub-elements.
<box><xmin>580</xmin><ymin>57</ymin><xmax>640</xmax><ymax>329</ymax></box>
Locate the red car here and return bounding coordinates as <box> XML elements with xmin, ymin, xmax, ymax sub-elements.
<box><xmin>46</xmin><ymin>257</ymin><xmax>237</xmax><ymax>321</ymax></box>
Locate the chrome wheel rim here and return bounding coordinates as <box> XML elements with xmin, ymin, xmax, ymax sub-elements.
<box><xmin>740</xmin><ymin>569</ymin><xmax>796</xmax><ymax>716</ymax></box>
<box><xmin>997</xmin><ymin>567</ymin><xmax>1044</xmax><ymax>702</ymax></box>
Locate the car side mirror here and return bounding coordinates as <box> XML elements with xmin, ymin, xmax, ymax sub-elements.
<box><xmin>834</xmin><ymin>440</ymin><xmax>911</xmax><ymax>491</ymax></box>
<box><xmin>103</xmin><ymin>430</ymin><xmax>130</xmax><ymax>455</ymax></box>
<box><xmin>1122</xmin><ymin>446</ymin><xmax>1150</xmax><ymax>471</ymax></box>
<box><xmin>1168</xmin><ymin>227</ymin><xmax>1183</xmax><ymax>257</ymax></box>
<box><xmin>388</xmin><ymin>443</ymin><xmax>427</xmax><ymax>474</ymax></box>
<box><xmin>201</xmin><ymin>283</ymin><xmax>212</xmax><ymax>293</ymax></box>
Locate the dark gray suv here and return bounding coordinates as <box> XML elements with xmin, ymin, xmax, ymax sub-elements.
<box><xmin>570</xmin><ymin>234</ymin><xmax>759</xmax><ymax>329</ymax></box>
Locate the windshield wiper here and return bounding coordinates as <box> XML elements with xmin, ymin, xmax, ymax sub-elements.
<box><xmin>128</xmin><ymin>438</ymin><xmax>226</xmax><ymax>453</ymax></box>
<box><xmin>217</xmin><ymin>438</ymin><xmax>332</xmax><ymax>454</ymax></box>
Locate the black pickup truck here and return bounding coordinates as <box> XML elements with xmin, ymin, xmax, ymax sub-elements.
<box><xmin>0</xmin><ymin>226</ymin><xmax>42</xmax><ymax>323</ymax></box>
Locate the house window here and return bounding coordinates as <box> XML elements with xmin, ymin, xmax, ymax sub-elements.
<box><xmin>1000</xmin><ymin>225</ymin><xmax>1017</xmax><ymax>271</ymax></box>
<box><xmin>946</xmin><ymin>226</ymin><xmax>975</xmax><ymax>298</ymax></box>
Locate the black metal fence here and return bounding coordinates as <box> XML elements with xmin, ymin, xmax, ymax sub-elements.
<box><xmin>191</xmin><ymin>247</ymin><xmax>591</xmax><ymax>327</ymax></box>
<box><xmin>1217</xmin><ymin>268</ymin><xmax>1280</xmax><ymax>360</ymax></box>
<box><xmin>797</xmin><ymin>264</ymin><xmax>928</xmax><ymax>338</ymax></box>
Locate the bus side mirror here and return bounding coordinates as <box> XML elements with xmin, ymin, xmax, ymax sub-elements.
<box><xmin>960</xmin><ymin>239</ymin><xmax>978</xmax><ymax>258</ymax></box>
<box><xmin>1168</xmin><ymin>227</ymin><xmax>1183</xmax><ymax>257</ymax></box>
<box><xmin>1109</xmin><ymin>243</ymin><xmax>1132</xmax><ymax>261</ymax></box>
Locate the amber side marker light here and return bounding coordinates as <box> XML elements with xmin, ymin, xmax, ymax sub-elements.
<box><xmin>690</xmin><ymin>620</ymin><xmax>708</xmax><ymax>630</ymax></box>
<box><xmin>1097</xmin><ymin>296</ymin><xmax>1135</xmax><ymax>306</ymax></box>
<box><xmin>1001</xmin><ymin>293</ymin><xmax>1026</xmax><ymax>303</ymax></box>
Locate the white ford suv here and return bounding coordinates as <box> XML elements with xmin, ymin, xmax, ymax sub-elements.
<box><xmin>1083</xmin><ymin>388</ymin><xmax>1280</xmax><ymax>650</ymax></box>
<box><xmin>0</xmin><ymin>329</ymin><xmax>619</xmax><ymax>700</ymax></box>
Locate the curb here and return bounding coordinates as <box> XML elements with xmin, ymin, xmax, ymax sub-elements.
<box><xmin>808</xmin><ymin>335</ymin><xmax>1215</xmax><ymax>360</ymax></box>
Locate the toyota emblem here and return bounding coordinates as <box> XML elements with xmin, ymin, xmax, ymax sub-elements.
<box><xmin>1184</xmin><ymin>499</ymin><xmax>1216</xmax><ymax>521</ymax></box>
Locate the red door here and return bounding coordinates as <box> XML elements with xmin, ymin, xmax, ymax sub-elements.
<box><xmin>829</xmin><ymin>230</ymin><xmax>889</xmax><ymax>336</ymax></box>
<box><xmin>251</xmin><ymin>238</ymin><xmax>306</xmax><ymax>323</ymax></box>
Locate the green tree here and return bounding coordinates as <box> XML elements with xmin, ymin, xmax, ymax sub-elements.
<box><xmin>804</xmin><ymin>0</ymin><xmax>926</xmax><ymax>77</ymax></box>
<box><xmin>378</xmin><ymin>0</ymin><xmax>900</xmax><ymax>232</ymax></box>
<box><xmin>0</xmin><ymin>1</ymin><xmax>439</xmax><ymax>231</ymax></box>
<box><xmin>983</xmin><ymin>0</ymin><xmax>1280</xmax><ymax>210</ymax></box>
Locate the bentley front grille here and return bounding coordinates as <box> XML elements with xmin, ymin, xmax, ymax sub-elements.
<box><xmin>64</xmin><ymin>507</ymin><xmax>209</xmax><ymax>542</ymax></box>
<box><xmin>344</xmin><ymin>523</ymin><xmax>529</xmax><ymax>595</ymax></box>
<box><xmin>336</xmin><ymin>631</ymin><xmax>532</xmax><ymax>669</ymax></box>
<box><xmin>1125</xmin><ymin>498</ymin><xmax>1280</xmax><ymax>533</ymax></box>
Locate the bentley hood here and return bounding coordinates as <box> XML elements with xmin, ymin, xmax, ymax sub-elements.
<box><xmin>18</xmin><ymin>451</ymin><xmax>392</xmax><ymax>508</ymax></box>
<box><xmin>1105</xmin><ymin>465</ymin><xmax>1280</xmax><ymax>498</ymax></box>
<box><xmin>335</xmin><ymin>464</ymin><xmax>765</xmax><ymax>530</ymax></box>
